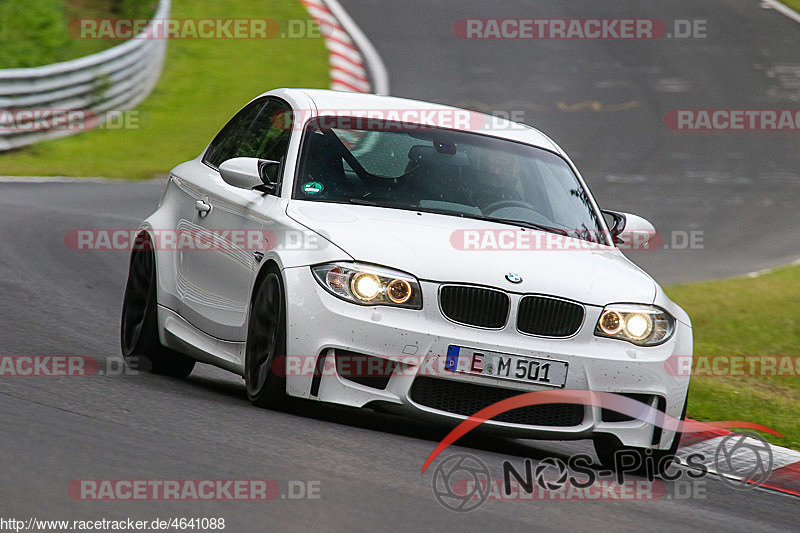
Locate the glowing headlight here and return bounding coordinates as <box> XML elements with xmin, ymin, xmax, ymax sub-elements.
<box><xmin>624</xmin><ymin>313</ymin><xmax>652</xmax><ymax>340</ymax></box>
<box><xmin>352</xmin><ymin>273</ymin><xmax>381</xmax><ymax>301</ymax></box>
<box><xmin>595</xmin><ymin>304</ymin><xmax>673</xmax><ymax>346</ymax></box>
<box><xmin>312</xmin><ymin>262</ymin><xmax>422</xmax><ymax>309</ymax></box>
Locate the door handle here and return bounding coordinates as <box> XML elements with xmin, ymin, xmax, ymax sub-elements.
<box><xmin>194</xmin><ymin>197</ymin><xmax>212</xmax><ymax>217</ymax></box>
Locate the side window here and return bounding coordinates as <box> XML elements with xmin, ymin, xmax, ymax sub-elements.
<box><xmin>236</xmin><ymin>99</ymin><xmax>293</xmax><ymax>164</ymax></box>
<box><xmin>203</xmin><ymin>100</ymin><xmax>266</xmax><ymax>169</ymax></box>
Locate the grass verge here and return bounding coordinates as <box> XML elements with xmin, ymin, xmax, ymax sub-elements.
<box><xmin>667</xmin><ymin>264</ymin><xmax>800</xmax><ymax>450</ymax></box>
<box><xmin>0</xmin><ymin>0</ymin><xmax>156</xmax><ymax>68</ymax></box>
<box><xmin>780</xmin><ymin>0</ymin><xmax>800</xmax><ymax>13</ymax></box>
<box><xmin>0</xmin><ymin>0</ymin><xmax>329</xmax><ymax>179</ymax></box>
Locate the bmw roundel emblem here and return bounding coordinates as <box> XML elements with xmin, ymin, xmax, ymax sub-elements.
<box><xmin>505</xmin><ymin>273</ymin><xmax>523</xmax><ymax>284</ymax></box>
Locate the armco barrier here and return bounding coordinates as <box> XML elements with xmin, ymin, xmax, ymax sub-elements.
<box><xmin>0</xmin><ymin>0</ymin><xmax>170</xmax><ymax>151</ymax></box>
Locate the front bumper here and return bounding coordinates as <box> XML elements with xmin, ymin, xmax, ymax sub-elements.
<box><xmin>282</xmin><ymin>266</ymin><xmax>692</xmax><ymax>449</ymax></box>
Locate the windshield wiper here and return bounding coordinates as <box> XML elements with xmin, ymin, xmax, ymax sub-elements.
<box><xmin>349</xmin><ymin>198</ymin><xmax>381</xmax><ymax>207</ymax></box>
<box><xmin>350</xmin><ymin>198</ymin><xmax>472</xmax><ymax>218</ymax></box>
<box><xmin>349</xmin><ymin>198</ymin><xmax>421</xmax><ymax>209</ymax></box>
<box><xmin>469</xmin><ymin>215</ymin><xmax>570</xmax><ymax>236</ymax></box>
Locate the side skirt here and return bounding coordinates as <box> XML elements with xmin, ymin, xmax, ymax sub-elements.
<box><xmin>157</xmin><ymin>305</ymin><xmax>245</xmax><ymax>375</ymax></box>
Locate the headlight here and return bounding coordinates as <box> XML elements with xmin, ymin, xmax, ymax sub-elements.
<box><xmin>594</xmin><ymin>304</ymin><xmax>674</xmax><ymax>346</ymax></box>
<box><xmin>311</xmin><ymin>262</ymin><xmax>423</xmax><ymax>309</ymax></box>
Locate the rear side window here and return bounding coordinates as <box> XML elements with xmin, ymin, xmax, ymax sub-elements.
<box><xmin>238</xmin><ymin>99</ymin><xmax>293</xmax><ymax>162</ymax></box>
<box><xmin>203</xmin><ymin>98</ymin><xmax>293</xmax><ymax>169</ymax></box>
<box><xmin>203</xmin><ymin>100</ymin><xmax>264</xmax><ymax>168</ymax></box>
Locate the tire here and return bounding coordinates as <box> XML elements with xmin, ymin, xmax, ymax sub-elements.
<box><xmin>120</xmin><ymin>234</ymin><xmax>195</xmax><ymax>378</ymax></box>
<box><xmin>593</xmin><ymin>394</ymin><xmax>688</xmax><ymax>478</ymax></box>
<box><xmin>244</xmin><ymin>267</ymin><xmax>287</xmax><ymax>408</ymax></box>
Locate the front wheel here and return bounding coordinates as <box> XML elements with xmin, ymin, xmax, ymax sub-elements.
<box><xmin>120</xmin><ymin>234</ymin><xmax>195</xmax><ymax>378</ymax></box>
<box><xmin>244</xmin><ymin>268</ymin><xmax>287</xmax><ymax>408</ymax></box>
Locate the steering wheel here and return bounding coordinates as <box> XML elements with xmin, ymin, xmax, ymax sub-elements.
<box><xmin>482</xmin><ymin>200</ymin><xmax>558</xmax><ymax>227</ymax></box>
<box><xmin>482</xmin><ymin>200</ymin><xmax>538</xmax><ymax>214</ymax></box>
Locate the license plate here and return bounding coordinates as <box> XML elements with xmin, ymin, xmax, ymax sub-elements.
<box><xmin>444</xmin><ymin>346</ymin><xmax>568</xmax><ymax>387</ymax></box>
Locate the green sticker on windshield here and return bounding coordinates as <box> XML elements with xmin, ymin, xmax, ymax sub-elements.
<box><xmin>302</xmin><ymin>181</ymin><xmax>324</xmax><ymax>195</ymax></box>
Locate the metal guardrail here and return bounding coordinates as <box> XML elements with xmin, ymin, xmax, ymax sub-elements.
<box><xmin>0</xmin><ymin>0</ymin><xmax>170</xmax><ymax>151</ymax></box>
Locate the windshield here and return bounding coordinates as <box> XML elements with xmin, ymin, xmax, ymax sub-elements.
<box><xmin>293</xmin><ymin>118</ymin><xmax>606</xmax><ymax>243</ymax></box>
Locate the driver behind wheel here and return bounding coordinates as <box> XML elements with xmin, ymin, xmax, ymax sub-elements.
<box><xmin>472</xmin><ymin>150</ymin><xmax>523</xmax><ymax>212</ymax></box>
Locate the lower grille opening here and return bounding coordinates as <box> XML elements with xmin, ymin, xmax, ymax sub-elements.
<box><xmin>409</xmin><ymin>377</ymin><xmax>584</xmax><ymax>426</ymax></box>
<box><xmin>600</xmin><ymin>393</ymin><xmax>656</xmax><ymax>422</ymax></box>
<box><xmin>334</xmin><ymin>350</ymin><xmax>396</xmax><ymax>390</ymax></box>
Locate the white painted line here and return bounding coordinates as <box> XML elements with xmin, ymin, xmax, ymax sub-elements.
<box><xmin>679</xmin><ymin>435</ymin><xmax>800</xmax><ymax>472</ymax></box>
<box><xmin>323</xmin><ymin>0</ymin><xmax>390</xmax><ymax>95</ymax></box>
<box><xmin>677</xmin><ymin>432</ymin><xmax>800</xmax><ymax>494</ymax></box>
<box><xmin>0</xmin><ymin>176</ymin><xmax>165</xmax><ymax>183</ymax></box>
<box><xmin>0</xmin><ymin>176</ymin><xmax>110</xmax><ymax>183</ymax></box>
<box><xmin>747</xmin><ymin>267</ymin><xmax>773</xmax><ymax>278</ymax></box>
<box><xmin>300</xmin><ymin>0</ymin><xmax>389</xmax><ymax>95</ymax></box>
<box><xmin>745</xmin><ymin>257</ymin><xmax>800</xmax><ymax>277</ymax></box>
<box><xmin>760</xmin><ymin>0</ymin><xmax>800</xmax><ymax>24</ymax></box>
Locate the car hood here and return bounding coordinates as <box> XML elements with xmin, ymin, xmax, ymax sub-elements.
<box><xmin>286</xmin><ymin>201</ymin><xmax>657</xmax><ymax>306</ymax></box>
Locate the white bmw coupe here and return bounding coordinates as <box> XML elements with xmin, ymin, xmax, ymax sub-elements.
<box><xmin>122</xmin><ymin>88</ymin><xmax>692</xmax><ymax>472</ymax></box>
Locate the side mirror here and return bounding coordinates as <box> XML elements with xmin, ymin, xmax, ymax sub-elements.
<box><xmin>218</xmin><ymin>157</ymin><xmax>280</xmax><ymax>192</ymax></box>
<box><xmin>602</xmin><ymin>210</ymin><xmax>656</xmax><ymax>249</ymax></box>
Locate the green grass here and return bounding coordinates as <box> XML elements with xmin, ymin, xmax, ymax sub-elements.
<box><xmin>0</xmin><ymin>0</ymin><xmax>329</xmax><ymax>179</ymax></box>
<box><xmin>780</xmin><ymin>0</ymin><xmax>800</xmax><ymax>12</ymax></box>
<box><xmin>0</xmin><ymin>0</ymin><xmax>157</xmax><ymax>68</ymax></box>
<box><xmin>667</xmin><ymin>265</ymin><xmax>800</xmax><ymax>450</ymax></box>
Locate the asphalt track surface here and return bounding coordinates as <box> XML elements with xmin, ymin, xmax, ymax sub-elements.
<box><xmin>0</xmin><ymin>171</ymin><xmax>797</xmax><ymax>531</ymax></box>
<box><xmin>1</xmin><ymin>1</ymin><xmax>800</xmax><ymax>532</ymax></box>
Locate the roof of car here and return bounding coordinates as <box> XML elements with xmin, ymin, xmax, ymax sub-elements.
<box><xmin>264</xmin><ymin>88</ymin><xmax>560</xmax><ymax>152</ymax></box>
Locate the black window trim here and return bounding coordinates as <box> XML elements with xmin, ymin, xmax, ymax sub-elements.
<box><xmin>201</xmin><ymin>96</ymin><xmax>295</xmax><ymax>198</ymax></box>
